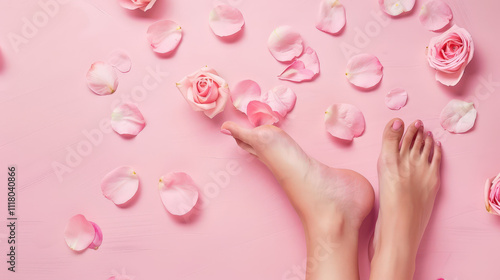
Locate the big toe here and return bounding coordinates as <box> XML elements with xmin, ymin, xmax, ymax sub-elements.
<box><xmin>381</xmin><ymin>118</ymin><xmax>404</xmax><ymax>155</ymax></box>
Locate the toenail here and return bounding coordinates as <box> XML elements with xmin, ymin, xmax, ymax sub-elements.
<box><xmin>415</xmin><ymin>120</ymin><xmax>423</xmax><ymax>128</ymax></box>
<box><xmin>436</xmin><ymin>141</ymin><xmax>441</xmax><ymax>147</ymax></box>
<box><xmin>392</xmin><ymin>120</ymin><xmax>403</xmax><ymax>130</ymax></box>
<box><xmin>220</xmin><ymin>129</ymin><xmax>232</xmax><ymax>136</ymax></box>
<box><xmin>427</xmin><ymin>131</ymin><xmax>432</xmax><ymax>137</ymax></box>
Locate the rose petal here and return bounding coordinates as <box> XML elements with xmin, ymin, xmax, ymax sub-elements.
<box><xmin>88</xmin><ymin>221</ymin><xmax>103</xmax><ymax>250</ymax></box>
<box><xmin>278</xmin><ymin>47</ymin><xmax>320</xmax><ymax>82</ymax></box>
<box><xmin>107</xmin><ymin>50</ymin><xmax>132</xmax><ymax>73</ymax></box>
<box><xmin>324</xmin><ymin>103</ymin><xmax>365</xmax><ymax>140</ymax></box>
<box><xmin>159</xmin><ymin>172</ymin><xmax>199</xmax><ymax>216</ymax></box>
<box><xmin>86</xmin><ymin>62</ymin><xmax>118</xmax><ymax>95</ymax></box>
<box><xmin>247</xmin><ymin>101</ymin><xmax>281</xmax><ymax>127</ymax></box>
<box><xmin>111</xmin><ymin>103</ymin><xmax>146</xmax><ymax>136</ymax></box>
<box><xmin>209</xmin><ymin>4</ymin><xmax>245</xmax><ymax>37</ymax></box>
<box><xmin>141</xmin><ymin>0</ymin><xmax>157</xmax><ymax>12</ymax></box>
<box><xmin>231</xmin><ymin>80</ymin><xmax>262</xmax><ymax>114</ymax></box>
<box><xmin>260</xmin><ymin>85</ymin><xmax>296</xmax><ymax>117</ymax></box>
<box><xmin>118</xmin><ymin>0</ymin><xmax>157</xmax><ymax>11</ymax></box>
<box><xmin>485</xmin><ymin>177</ymin><xmax>494</xmax><ymax>214</ymax></box>
<box><xmin>267</xmin><ymin>26</ymin><xmax>304</xmax><ymax>62</ymax></box>
<box><xmin>315</xmin><ymin>0</ymin><xmax>346</xmax><ymax>34</ymax></box>
<box><xmin>419</xmin><ymin>0</ymin><xmax>453</xmax><ymax>31</ymax></box>
<box><xmin>439</xmin><ymin>99</ymin><xmax>477</xmax><ymax>133</ymax></box>
<box><xmin>64</xmin><ymin>214</ymin><xmax>96</xmax><ymax>251</ymax></box>
<box><xmin>379</xmin><ymin>0</ymin><xmax>415</xmax><ymax>16</ymax></box>
<box><xmin>146</xmin><ymin>20</ymin><xmax>182</xmax><ymax>54</ymax></box>
<box><xmin>345</xmin><ymin>53</ymin><xmax>383</xmax><ymax>88</ymax></box>
<box><xmin>434</xmin><ymin>64</ymin><xmax>466</xmax><ymax>86</ymax></box>
<box><xmin>385</xmin><ymin>88</ymin><xmax>408</xmax><ymax>110</ymax></box>
<box><xmin>101</xmin><ymin>166</ymin><xmax>139</xmax><ymax>205</ymax></box>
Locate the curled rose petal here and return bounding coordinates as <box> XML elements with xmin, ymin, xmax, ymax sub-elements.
<box><xmin>385</xmin><ymin>88</ymin><xmax>408</xmax><ymax>110</ymax></box>
<box><xmin>101</xmin><ymin>166</ymin><xmax>140</xmax><ymax>205</ymax></box>
<box><xmin>315</xmin><ymin>0</ymin><xmax>346</xmax><ymax>34</ymax></box>
<box><xmin>159</xmin><ymin>172</ymin><xmax>199</xmax><ymax>216</ymax></box>
<box><xmin>88</xmin><ymin>221</ymin><xmax>103</xmax><ymax>250</ymax></box>
<box><xmin>324</xmin><ymin>103</ymin><xmax>365</xmax><ymax>140</ymax></box>
<box><xmin>86</xmin><ymin>62</ymin><xmax>118</xmax><ymax>95</ymax></box>
<box><xmin>267</xmin><ymin>26</ymin><xmax>304</xmax><ymax>62</ymax></box>
<box><xmin>231</xmin><ymin>80</ymin><xmax>262</xmax><ymax>114</ymax></box>
<box><xmin>209</xmin><ymin>4</ymin><xmax>245</xmax><ymax>37</ymax></box>
<box><xmin>107</xmin><ymin>50</ymin><xmax>132</xmax><ymax>73</ymax></box>
<box><xmin>439</xmin><ymin>99</ymin><xmax>477</xmax><ymax>133</ymax></box>
<box><xmin>278</xmin><ymin>47</ymin><xmax>320</xmax><ymax>82</ymax></box>
<box><xmin>147</xmin><ymin>20</ymin><xmax>182</xmax><ymax>54</ymax></box>
<box><xmin>419</xmin><ymin>0</ymin><xmax>453</xmax><ymax>31</ymax></box>
<box><xmin>261</xmin><ymin>85</ymin><xmax>297</xmax><ymax>117</ymax></box>
<box><xmin>111</xmin><ymin>103</ymin><xmax>146</xmax><ymax>136</ymax></box>
<box><xmin>64</xmin><ymin>214</ymin><xmax>96</xmax><ymax>251</ymax></box>
<box><xmin>379</xmin><ymin>0</ymin><xmax>415</xmax><ymax>16</ymax></box>
<box><xmin>345</xmin><ymin>54</ymin><xmax>383</xmax><ymax>88</ymax></box>
<box><xmin>118</xmin><ymin>0</ymin><xmax>157</xmax><ymax>11</ymax></box>
<box><xmin>247</xmin><ymin>101</ymin><xmax>281</xmax><ymax>127</ymax></box>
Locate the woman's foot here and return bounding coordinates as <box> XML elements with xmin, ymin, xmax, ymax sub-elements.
<box><xmin>221</xmin><ymin>122</ymin><xmax>374</xmax><ymax>280</ymax></box>
<box><xmin>370</xmin><ymin>119</ymin><xmax>442</xmax><ymax>280</ymax></box>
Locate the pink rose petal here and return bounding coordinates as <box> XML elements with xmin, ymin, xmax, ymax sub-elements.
<box><xmin>385</xmin><ymin>88</ymin><xmax>408</xmax><ymax>110</ymax></box>
<box><xmin>316</xmin><ymin>0</ymin><xmax>346</xmax><ymax>34</ymax></box>
<box><xmin>379</xmin><ymin>0</ymin><xmax>415</xmax><ymax>16</ymax></box>
<box><xmin>419</xmin><ymin>0</ymin><xmax>453</xmax><ymax>31</ymax></box>
<box><xmin>278</xmin><ymin>47</ymin><xmax>320</xmax><ymax>82</ymax></box>
<box><xmin>118</xmin><ymin>0</ymin><xmax>157</xmax><ymax>11</ymax></box>
<box><xmin>159</xmin><ymin>172</ymin><xmax>199</xmax><ymax>216</ymax></box>
<box><xmin>209</xmin><ymin>4</ymin><xmax>245</xmax><ymax>37</ymax></box>
<box><xmin>88</xmin><ymin>221</ymin><xmax>103</xmax><ymax>250</ymax></box>
<box><xmin>86</xmin><ymin>62</ymin><xmax>118</xmax><ymax>95</ymax></box>
<box><xmin>147</xmin><ymin>20</ymin><xmax>182</xmax><ymax>54</ymax></box>
<box><xmin>439</xmin><ymin>99</ymin><xmax>477</xmax><ymax>133</ymax></box>
<box><xmin>111</xmin><ymin>103</ymin><xmax>146</xmax><ymax>136</ymax></box>
<box><xmin>64</xmin><ymin>214</ymin><xmax>96</xmax><ymax>251</ymax></box>
<box><xmin>101</xmin><ymin>166</ymin><xmax>139</xmax><ymax>205</ymax></box>
<box><xmin>267</xmin><ymin>26</ymin><xmax>304</xmax><ymax>62</ymax></box>
<box><xmin>345</xmin><ymin>53</ymin><xmax>383</xmax><ymax>88</ymax></box>
<box><xmin>260</xmin><ymin>85</ymin><xmax>297</xmax><ymax>117</ymax></box>
<box><xmin>107</xmin><ymin>50</ymin><xmax>132</xmax><ymax>73</ymax></box>
<box><xmin>324</xmin><ymin>103</ymin><xmax>365</xmax><ymax>140</ymax></box>
<box><xmin>231</xmin><ymin>80</ymin><xmax>262</xmax><ymax>114</ymax></box>
<box><xmin>247</xmin><ymin>101</ymin><xmax>282</xmax><ymax>127</ymax></box>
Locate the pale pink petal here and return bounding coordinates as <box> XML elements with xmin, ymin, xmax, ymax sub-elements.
<box><xmin>315</xmin><ymin>0</ymin><xmax>346</xmax><ymax>34</ymax></box>
<box><xmin>439</xmin><ymin>99</ymin><xmax>477</xmax><ymax>133</ymax></box>
<box><xmin>485</xmin><ymin>177</ymin><xmax>494</xmax><ymax>213</ymax></box>
<box><xmin>379</xmin><ymin>0</ymin><xmax>415</xmax><ymax>16</ymax></box>
<box><xmin>158</xmin><ymin>172</ymin><xmax>199</xmax><ymax>216</ymax></box>
<box><xmin>267</xmin><ymin>26</ymin><xmax>304</xmax><ymax>62</ymax></box>
<box><xmin>88</xmin><ymin>221</ymin><xmax>103</xmax><ymax>250</ymax></box>
<box><xmin>209</xmin><ymin>4</ymin><xmax>245</xmax><ymax>37</ymax></box>
<box><xmin>231</xmin><ymin>80</ymin><xmax>262</xmax><ymax>114</ymax></box>
<box><xmin>278</xmin><ymin>47</ymin><xmax>320</xmax><ymax>82</ymax></box>
<box><xmin>435</xmin><ymin>64</ymin><xmax>465</xmax><ymax>86</ymax></box>
<box><xmin>107</xmin><ymin>50</ymin><xmax>132</xmax><ymax>73</ymax></box>
<box><xmin>324</xmin><ymin>103</ymin><xmax>365</xmax><ymax>140</ymax></box>
<box><xmin>86</xmin><ymin>62</ymin><xmax>118</xmax><ymax>95</ymax></box>
<box><xmin>141</xmin><ymin>0</ymin><xmax>157</xmax><ymax>12</ymax></box>
<box><xmin>260</xmin><ymin>85</ymin><xmax>296</xmax><ymax>117</ymax></box>
<box><xmin>64</xmin><ymin>214</ymin><xmax>95</xmax><ymax>251</ymax></box>
<box><xmin>111</xmin><ymin>103</ymin><xmax>146</xmax><ymax>136</ymax></box>
<box><xmin>247</xmin><ymin>101</ymin><xmax>281</xmax><ymax>127</ymax></box>
<box><xmin>385</xmin><ymin>88</ymin><xmax>408</xmax><ymax>110</ymax></box>
<box><xmin>345</xmin><ymin>53</ymin><xmax>383</xmax><ymax>88</ymax></box>
<box><xmin>419</xmin><ymin>0</ymin><xmax>453</xmax><ymax>31</ymax></box>
<box><xmin>146</xmin><ymin>20</ymin><xmax>182</xmax><ymax>54</ymax></box>
<box><xmin>101</xmin><ymin>166</ymin><xmax>139</xmax><ymax>205</ymax></box>
<box><xmin>118</xmin><ymin>0</ymin><xmax>142</xmax><ymax>10</ymax></box>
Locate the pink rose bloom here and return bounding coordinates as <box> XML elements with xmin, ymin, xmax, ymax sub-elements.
<box><xmin>427</xmin><ymin>25</ymin><xmax>474</xmax><ymax>86</ymax></box>
<box><xmin>176</xmin><ymin>67</ymin><xmax>230</xmax><ymax>118</ymax></box>
<box><xmin>118</xmin><ymin>0</ymin><xmax>157</xmax><ymax>12</ymax></box>
<box><xmin>485</xmin><ymin>173</ymin><xmax>500</xmax><ymax>215</ymax></box>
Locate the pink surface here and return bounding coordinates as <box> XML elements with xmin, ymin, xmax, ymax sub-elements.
<box><xmin>0</xmin><ymin>0</ymin><xmax>499</xmax><ymax>279</ymax></box>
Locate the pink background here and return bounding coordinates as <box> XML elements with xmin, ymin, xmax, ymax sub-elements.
<box><xmin>1</xmin><ymin>0</ymin><xmax>499</xmax><ymax>279</ymax></box>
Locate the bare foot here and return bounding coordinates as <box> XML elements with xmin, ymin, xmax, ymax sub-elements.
<box><xmin>370</xmin><ymin>119</ymin><xmax>442</xmax><ymax>280</ymax></box>
<box><xmin>221</xmin><ymin>122</ymin><xmax>374</xmax><ymax>280</ymax></box>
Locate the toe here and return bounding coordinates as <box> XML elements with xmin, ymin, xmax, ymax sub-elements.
<box><xmin>411</xmin><ymin>127</ymin><xmax>425</xmax><ymax>157</ymax></box>
<box><xmin>381</xmin><ymin>118</ymin><xmax>405</xmax><ymax>155</ymax></box>
<box><xmin>431</xmin><ymin>141</ymin><xmax>442</xmax><ymax>168</ymax></box>
<box><xmin>401</xmin><ymin>120</ymin><xmax>423</xmax><ymax>154</ymax></box>
<box><xmin>421</xmin><ymin>132</ymin><xmax>434</xmax><ymax>162</ymax></box>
